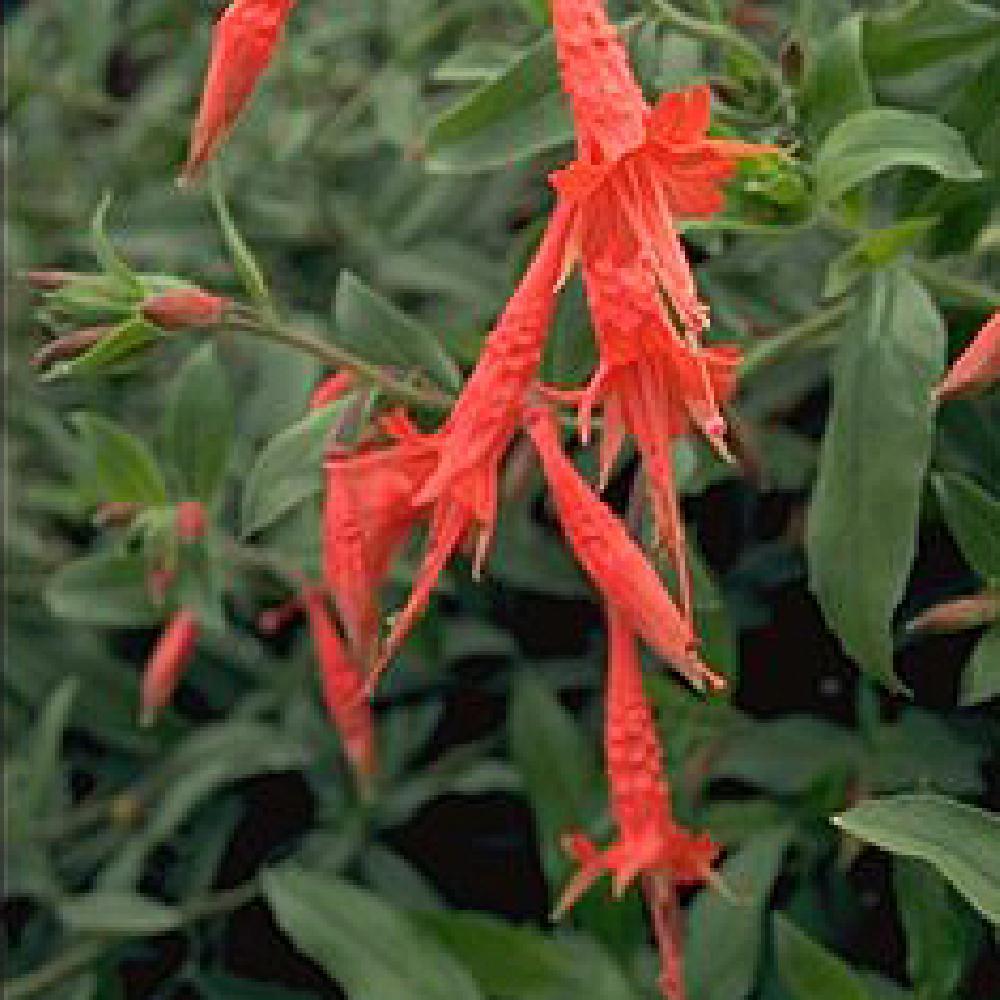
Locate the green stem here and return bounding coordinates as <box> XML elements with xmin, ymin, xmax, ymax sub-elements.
<box><xmin>3</xmin><ymin>938</ymin><xmax>109</xmax><ymax>1000</ymax></box>
<box><xmin>740</xmin><ymin>299</ymin><xmax>851</xmax><ymax>379</ymax></box>
<box><xmin>227</xmin><ymin>311</ymin><xmax>453</xmax><ymax>411</ymax></box>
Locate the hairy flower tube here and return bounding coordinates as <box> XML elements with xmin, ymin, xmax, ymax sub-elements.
<box><xmin>525</xmin><ymin>402</ymin><xmax>723</xmax><ymax>692</ymax></box>
<box><xmin>554</xmin><ymin>608</ymin><xmax>720</xmax><ymax>1000</ymax></box>
<box><xmin>181</xmin><ymin>0</ymin><xmax>296</xmax><ymax>183</ymax></box>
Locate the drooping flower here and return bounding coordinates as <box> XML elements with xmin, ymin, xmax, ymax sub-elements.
<box><xmin>300</xmin><ymin>586</ymin><xmax>376</xmax><ymax>784</ymax></box>
<box><xmin>180</xmin><ymin>0</ymin><xmax>296</xmax><ymax>183</ymax></box>
<box><xmin>525</xmin><ymin>402</ymin><xmax>723</xmax><ymax>691</ymax></box>
<box><xmin>550</xmin><ymin>0</ymin><xmax>776</xmax><ymax>335</ymax></box>
<box><xmin>566</xmin><ymin>235</ymin><xmax>741</xmax><ymax>615</ymax></box>
<box><xmin>322</xmin><ymin>410</ymin><xmax>439</xmax><ymax>669</ymax></box>
<box><xmin>934</xmin><ymin>311</ymin><xmax>1000</xmax><ymax>402</ymax></box>
<box><xmin>141</xmin><ymin>289</ymin><xmax>228</xmax><ymax>330</ymax></box>
<box><xmin>554</xmin><ymin>608</ymin><xmax>720</xmax><ymax>1000</ymax></box>
<box><xmin>366</xmin><ymin>206</ymin><xmax>575</xmax><ymax>685</ymax></box>
<box><xmin>140</xmin><ymin>608</ymin><xmax>199</xmax><ymax>724</ymax></box>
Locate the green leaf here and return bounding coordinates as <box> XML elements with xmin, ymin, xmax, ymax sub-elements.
<box><xmin>72</xmin><ymin>411</ymin><xmax>168</xmax><ymax>505</ymax></box>
<box><xmin>833</xmin><ymin>793</ymin><xmax>1000</xmax><ymax>924</ymax></box>
<box><xmin>165</xmin><ymin>342</ymin><xmax>234</xmax><ymax>502</ymax></box>
<box><xmin>865</xmin><ymin>0</ymin><xmax>1000</xmax><ymax>82</ymax></box>
<box><xmin>90</xmin><ymin>192</ymin><xmax>141</xmax><ymax>294</ymax></box>
<box><xmin>814</xmin><ymin>109</ymin><xmax>983</xmax><ymax>204</ymax></box>
<box><xmin>425</xmin><ymin>31</ymin><xmax>567</xmax><ymax>173</ymax></box>
<box><xmin>799</xmin><ymin>15</ymin><xmax>873</xmax><ymax>145</ymax></box>
<box><xmin>212</xmin><ymin>185</ymin><xmax>270</xmax><ymax>310</ymax></box>
<box><xmin>807</xmin><ymin>270</ymin><xmax>945</xmax><ymax>691</ymax></box>
<box><xmin>240</xmin><ymin>401</ymin><xmax>348</xmax><ymax>537</ymax></box>
<box><xmin>413</xmin><ymin>910</ymin><xmax>572</xmax><ymax>997</ymax></box>
<box><xmin>932</xmin><ymin>471</ymin><xmax>1000</xmax><ymax>581</ymax></box>
<box><xmin>24</xmin><ymin>677</ymin><xmax>79</xmax><ymax>818</ymax></box>
<box><xmin>686</xmin><ymin>827</ymin><xmax>792</xmax><ymax>1000</ymax></box>
<box><xmin>40</xmin><ymin>318</ymin><xmax>160</xmax><ymax>383</ymax></box>
<box><xmin>774</xmin><ymin>915</ymin><xmax>872</xmax><ymax>1000</ymax></box>
<box><xmin>895</xmin><ymin>858</ymin><xmax>978</xmax><ymax>1000</ymax></box>
<box><xmin>262</xmin><ymin>865</ymin><xmax>484</xmax><ymax>1000</ymax></box>
<box><xmin>507</xmin><ymin>671</ymin><xmax>600</xmax><ymax>880</ymax></box>
<box><xmin>58</xmin><ymin>893</ymin><xmax>182</xmax><ymax>935</ymax></box>
<box><xmin>333</xmin><ymin>271</ymin><xmax>461</xmax><ymax>392</ymax></box>
<box><xmin>962</xmin><ymin>623</ymin><xmax>1000</xmax><ymax>705</ymax></box>
<box><xmin>46</xmin><ymin>551</ymin><xmax>160</xmax><ymax>628</ymax></box>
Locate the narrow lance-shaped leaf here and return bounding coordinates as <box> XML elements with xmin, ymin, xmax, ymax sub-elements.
<box><xmin>833</xmin><ymin>793</ymin><xmax>1000</xmax><ymax>925</ymax></box>
<box><xmin>962</xmin><ymin>623</ymin><xmax>1000</xmax><ymax>706</ymax></box>
<box><xmin>807</xmin><ymin>268</ymin><xmax>945</xmax><ymax>691</ymax></box>
<box><xmin>774</xmin><ymin>915</ymin><xmax>872</xmax><ymax>1000</ymax></box>
<box><xmin>165</xmin><ymin>342</ymin><xmax>235</xmax><ymax>503</ymax></box>
<box><xmin>333</xmin><ymin>271</ymin><xmax>461</xmax><ymax>392</ymax></box>
<box><xmin>91</xmin><ymin>192</ymin><xmax>142</xmax><ymax>295</ymax></box>
<box><xmin>262</xmin><ymin>865</ymin><xmax>485</xmax><ymax>1000</ymax></box>
<box><xmin>932</xmin><ymin>470</ymin><xmax>1000</xmax><ymax>581</ymax></box>
<box><xmin>212</xmin><ymin>184</ymin><xmax>271</xmax><ymax>310</ymax></box>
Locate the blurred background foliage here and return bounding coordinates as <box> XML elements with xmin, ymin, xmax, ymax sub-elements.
<box><xmin>4</xmin><ymin>1</ymin><xmax>999</xmax><ymax>998</ymax></box>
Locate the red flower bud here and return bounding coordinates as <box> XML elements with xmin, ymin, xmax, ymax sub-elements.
<box><xmin>147</xmin><ymin>567</ymin><xmax>176</xmax><ymax>605</ymax></box>
<box><xmin>309</xmin><ymin>371</ymin><xmax>355</xmax><ymax>410</ymax></box>
<box><xmin>176</xmin><ymin>501</ymin><xmax>208</xmax><ymax>541</ymax></box>
<box><xmin>31</xmin><ymin>326</ymin><xmax>112</xmax><ymax>369</ymax></box>
<box><xmin>141</xmin><ymin>609</ymin><xmax>199</xmax><ymax>724</ymax></box>
<box><xmin>908</xmin><ymin>593</ymin><xmax>1000</xmax><ymax>636</ymax></box>
<box><xmin>141</xmin><ymin>289</ymin><xmax>227</xmax><ymax>330</ymax></box>
<box><xmin>257</xmin><ymin>598</ymin><xmax>303</xmax><ymax>637</ymax></box>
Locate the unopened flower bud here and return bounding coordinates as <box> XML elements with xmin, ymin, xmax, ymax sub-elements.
<box><xmin>24</xmin><ymin>270</ymin><xmax>82</xmax><ymax>291</ymax></box>
<box><xmin>908</xmin><ymin>593</ymin><xmax>1000</xmax><ymax>636</ymax></box>
<box><xmin>94</xmin><ymin>501</ymin><xmax>142</xmax><ymax>528</ymax></box>
<box><xmin>31</xmin><ymin>326</ymin><xmax>111</xmax><ymax>369</ymax></box>
<box><xmin>309</xmin><ymin>371</ymin><xmax>355</xmax><ymax>410</ymax></box>
<box><xmin>140</xmin><ymin>608</ymin><xmax>199</xmax><ymax>725</ymax></box>
<box><xmin>141</xmin><ymin>289</ymin><xmax>227</xmax><ymax>330</ymax></box>
<box><xmin>147</xmin><ymin>566</ymin><xmax>176</xmax><ymax>605</ymax></box>
<box><xmin>176</xmin><ymin>500</ymin><xmax>208</xmax><ymax>542</ymax></box>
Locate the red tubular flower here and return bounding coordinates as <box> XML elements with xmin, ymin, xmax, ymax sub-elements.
<box><xmin>365</xmin><ymin>206</ymin><xmax>575</xmax><ymax>687</ymax></box>
<box><xmin>566</xmin><ymin>236</ymin><xmax>741</xmax><ymax>615</ymax></box>
<box><xmin>554</xmin><ymin>609</ymin><xmax>720</xmax><ymax>1000</ymax></box>
<box><xmin>301</xmin><ymin>587</ymin><xmax>376</xmax><ymax>784</ymax></box>
<box><xmin>525</xmin><ymin>403</ymin><xmax>723</xmax><ymax>691</ymax></box>
<box><xmin>180</xmin><ymin>0</ymin><xmax>296</xmax><ymax>183</ymax></box>
<box><xmin>141</xmin><ymin>608</ymin><xmax>199</xmax><ymax>724</ymax></box>
<box><xmin>141</xmin><ymin>289</ymin><xmax>228</xmax><ymax>330</ymax></box>
<box><xmin>309</xmin><ymin>370</ymin><xmax>355</xmax><ymax>410</ymax></box>
<box><xmin>550</xmin><ymin>0</ymin><xmax>775</xmax><ymax>335</ymax></box>
<box><xmin>322</xmin><ymin>411</ymin><xmax>439</xmax><ymax>669</ymax></box>
<box><xmin>934</xmin><ymin>311</ymin><xmax>1000</xmax><ymax>402</ymax></box>
<box><xmin>31</xmin><ymin>326</ymin><xmax>112</xmax><ymax>369</ymax></box>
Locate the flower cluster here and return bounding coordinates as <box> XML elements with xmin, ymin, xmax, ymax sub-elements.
<box><xmin>153</xmin><ymin>1</ymin><xmax>782</xmax><ymax>995</ymax></box>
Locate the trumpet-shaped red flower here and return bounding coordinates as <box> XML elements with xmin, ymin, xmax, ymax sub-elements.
<box><xmin>140</xmin><ymin>608</ymin><xmax>199</xmax><ymax>725</ymax></box>
<box><xmin>566</xmin><ymin>237</ymin><xmax>741</xmax><ymax>615</ymax></box>
<box><xmin>525</xmin><ymin>403</ymin><xmax>723</xmax><ymax>691</ymax></box>
<box><xmin>301</xmin><ymin>587</ymin><xmax>376</xmax><ymax>784</ymax></box>
<box><xmin>554</xmin><ymin>609</ymin><xmax>720</xmax><ymax>1000</ymax></box>
<box><xmin>322</xmin><ymin>411</ymin><xmax>439</xmax><ymax>669</ymax></box>
<box><xmin>364</xmin><ymin>206</ymin><xmax>574</xmax><ymax>687</ymax></box>
<box><xmin>934</xmin><ymin>311</ymin><xmax>1000</xmax><ymax>401</ymax></box>
<box><xmin>550</xmin><ymin>0</ymin><xmax>775</xmax><ymax>335</ymax></box>
<box><xmin>181</xmin><ymin>0</ymin><xmax>296</xmax><ymax>183</ymax></box>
